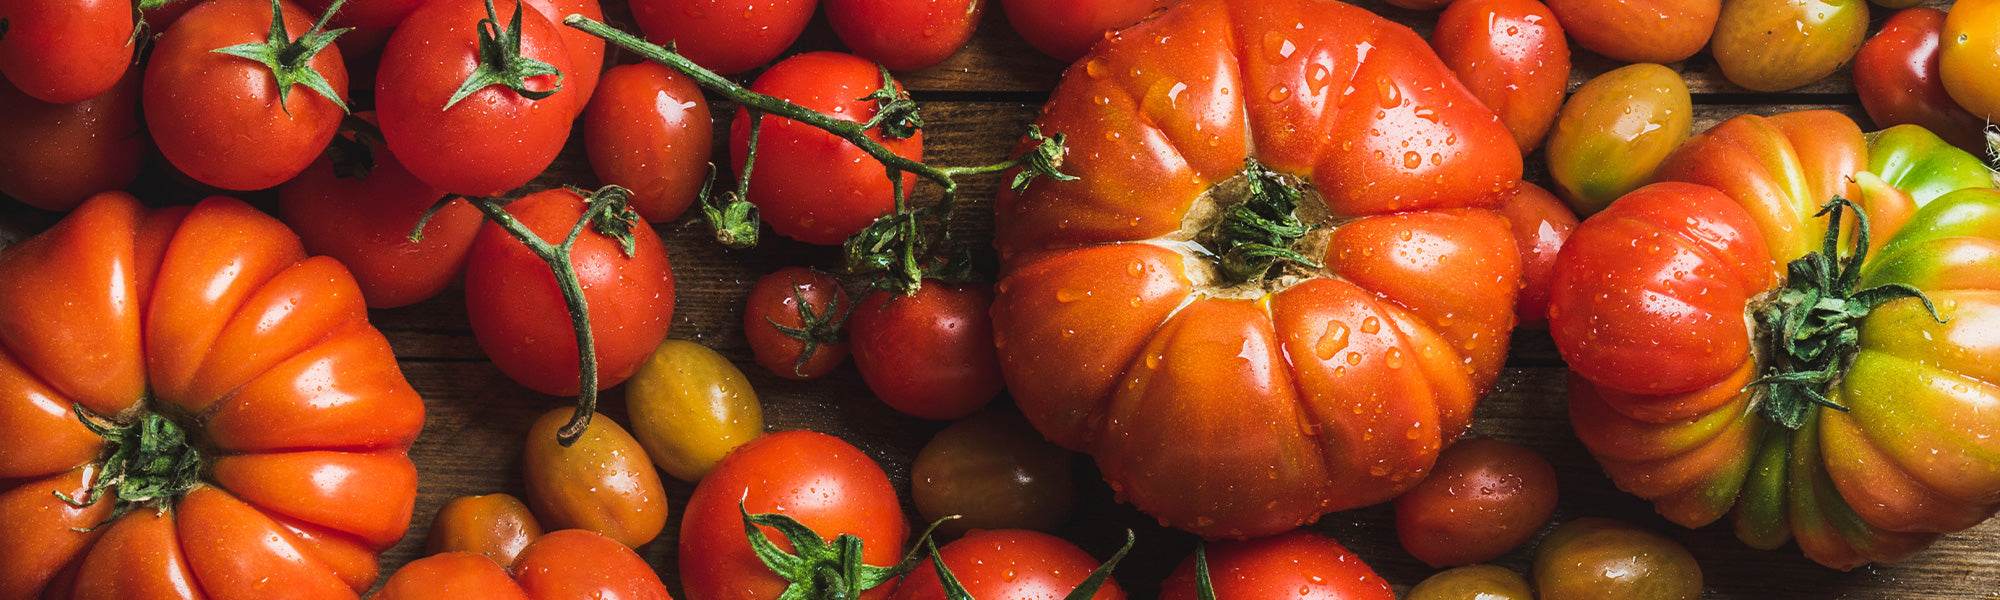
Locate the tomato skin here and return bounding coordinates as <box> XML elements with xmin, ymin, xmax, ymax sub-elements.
<box><xmin>1710</xmin><ymin>0</ymin><xmax>1867</xmax><ymax>92</ymax></box>
<box><xmin>1407</xmin><ymin>565</ymin><xmax>1534</xmax><ymax>600</ymax></box>
<box><xmin>1855</xmin><ymin>8</ymin><xmax>1990</xmax><ymax>154</ymax></box>
<box><xmin>1544</xmin><ymin>0</ymin><xmax>1717</xmax><ymax>64</ymax></box>
<box><xmin>1394</xmin><ymin>438</ymin><xmax>1559</xmax><ymax>567</ymax></box>
<box><xmin>744</xmin><ymin>267</ymin><xmax>852</xmax><ymax>380</ymax></box>
<box><xmin>426</xmin><ymin>494</ymin><xmax>545</xmax><ymax>568</ymax></box>
<box><xmin>680</xmin><ymin>431</ymin><xmax>909</xmax><ymax>600</ymax></box>
<box><xmin>629</xmin><ymin>0</ymin><xmax>815</xmax><ymax>75</ymax></box>
<box><xmin>584</xmin><ymin>63</ymin><xmax>714</xmax><ymax>223</ymax></box>
<box><xmin>523</xmin><ymin>0</ymin><xmax>605</xmax><ymax>110</ymax></box>
<box><xmin>0</xmin><ymin>0</ymin><xmax>133</xmax><ymax>104</ymax></box>
<box><xmin>826</xmin><ymin>0</ymin><xmax>982</xmax><ymax>71</ymax></box>
<box><xmin>1158</xmin><ymin>531</ymin><xmax>1394</xmax><ymax>600</ymax></box>
<box><xmin>730</xmin><ymin>52</ymin><xmax>925</xmax><ymax>245</ymax></box>
<box><xmin>850</xmin><ymin>282</ymin><xmax>1004</xmax><ymax>420</ymax></box>
<box><xmin>376</xmin><ymin>529</ymin><xmax>672</xmax><ymax>600</ymax></box>
<box><xmin>1533</xmin><ymin>519</ymin><xmax>1702</xmax><ymax>600</ymax></box>
<box><xmin>999</xmin><ymin>0</ymin><xmax>1171</xmax><ymax>62</ymax></box>
<box><xmin>1432</xmin><ymin>0</ymin><xmax>1570</xmax><ymax>152</ymax></box>
<box><xmin>1496</xmin><ymin>182</ymin><xmax>1577</xmax><ymax>325</ymax></box>
<box><xmin>1545</xmin><ymin>64</ymin><xmax>1692</xmax><ymax>215</ymax></box>
<box><xmin>522</xmin><ymin>408</ymin><xmax>670</xmax><ymax>549</ymax></box>
<box><xmin>463</xmin><ymin>188</ymin><xmax>676</xmax><ymax>396</ymax></box>
<box><xmin>624</xmin><ymin>340</ymin><xmax>765</xmax><ymax>482</ymax></box>
<box><xmin>889</xmin><ymin>530</ymin><xmax>1126</xmax><ymax>600</ymax></box>
<box><xmin>0</xmin><ymin>73</ymin><xmax>143</xmax><ymax>211</ymax></box>
<box><xmin>1940</xmin><ymin>0</ymin><xmax>2000</xmax><ymax>120</ymax></box>
<box><xmin>911</xmin><ymin>408</ymin><xmax>1076</xmax><ymax>537</ymax></box>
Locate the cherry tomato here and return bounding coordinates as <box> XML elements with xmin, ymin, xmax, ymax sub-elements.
<box><xmin>1855</xmin><ymin>8</ymin><xmax>1989</xmax><ymax>154</ymax></box>
<box><xmin>911</xmin><ymin>407</ymin><xmax>1076</xmax><ymax>537</ymax></box>
<box><xmin>999</xmin><ymin>0</ymin><xmax>1171</xmax><ymax>62</ymax></box>
<box><xmin>524</xmin><ymin>0</ymin><xmax>604</xmax><ymax>110</ymax></box>
<box><xmin>463</xmin><ymin>188</ymin><xmax>676</xmax><ymax>396</ymax></box>
<box><xmin>1384</xmin><ymin>0</ymin><xmax>1451</xmax><ymax>10</ymax></box>
<box><xmin>522</xmin><ymin>407</ymin><xmax>670</xmax><ymax>548</ymax></box>
<box><xmin>731</xmin><ymin>52</ymin><xmax>925</xmax><ymax>245</ymax></box>
<box><xmin>0</xmin><ymin>73</ymin><xmax>143</xmax><ymax>211</ymax></box>
<box><xmin>1533</xmin><ymin>518</ymin><xmax>1703</xmax><ymax>600</ymax></box>
<box><xmin>377</xmin><ymin>529</ymin><xmax>671</xmax><ymax>599</ymax></box>
<box><xmin>850</xmin><ymin>281</ymin><xmax>1003</xmax><ymax>420</ymax></box>
<box><xmin>1710</xmin><ymin>0</ymin><xmax>1867</xmax><ymax>92</ymax></box>
<box><xmin>630</xmin><ymin>0</ymin><xmax>816</xmax><ymax>75</ymax></box>
<box><xmin>584</xmin><ymin>62</ymin><xmax>714</xmax><ymax>223</ymax></box>
<box><xmin>299</xmin><ymin>0</ymin><xmax>423</xmax><ymax>66</ymax></box>
<box><xmin>1545</xmin><ymin>0</ymin><xmax>1717</xmax><ymax>64</ymax></box>
<box><xmin>0</xmin><ymin>0</ymin><xmax>133</xmax><ymax>103</ymax></box>
<box><xmin>1158</xmin><ymin>531</ymin><xmax>1394</xmax><ymax>600</ymax></box>
<box><xmin>1546</xmin><ymin>63</ymin><xmax>1692</xmax><ymax>215</ymax></box>
<box><xmin>1432</xmin><ymin>0</ymin><xmax>1570</xmax><ymax>152</ymax></box>
<box><xmin>1407</xmin><ymin>565</ymin><xmax>1534</xmax><ymax>600</ymax></box>
<box><xmin>889</xmin><ymin>529</ymin><xmax>1126</xmax><ymax>600</ymax></box>
<box><xmin>827</xmin><ymin>0</ymin><xmax>982</xmax><ymax>71</ymax></box>
<box><xmin>1497</xmin><ymin>183</ymin><xmax>1577</xmax><ymax>325</ymax></box>
<box><xmin>1941</xmin><ymin>0</ymin><xmax>2000</xmax><ymax>120</ymax></box>
<box><xmin>624</xmin><ymin>339</ymin><xmax>765</xmax><ymax>482</ymax></box>
<box><xmin>744</xmin><ymin>267</ymin><xmax>852</xmax><ymax>380</ymax></box>
<box><xmin>1395</xmin><ymin>438</ymin><xmax>1559</xmax><ymax>567</ymax></box>
<box><xmin>426</xmin><ymin>493</ymin><xmax>546</xmax><ymax>568</ymax></box>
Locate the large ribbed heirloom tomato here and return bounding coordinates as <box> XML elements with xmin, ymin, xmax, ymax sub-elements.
<box><xmin>0</xmin><ymin>193</ymin><xmax>424</xmax><ymax>598</ymax></box>
<box><xmin>1550</xmin><ymin>113</ymin><xmax>2000</xmax><ymax>569</ymax></box>
<box><xmin>992</xmin><ymin>0</ymin><xmax>1524</xmax><ymax>539</ymax></box>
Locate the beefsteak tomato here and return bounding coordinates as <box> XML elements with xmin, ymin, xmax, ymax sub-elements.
<box><xmin>374</xmin><ymin>529</ymin><xmax>671</xmax><ymax>600</ymax></box>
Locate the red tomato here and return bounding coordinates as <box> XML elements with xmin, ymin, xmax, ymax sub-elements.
<box><xmin>1385</xmin><ymin>0</ymin><xmax>1451</xmax><ymax>9</ymax></box>
<box><xmin>299</xmin><ymin>0</ymin><xmax>424</xmax><ymax>65</ymax></box>
<box><xmin>999</xmin><ymin>0</ymin><xmax>1171</xmax><ymax>62</ymax></box>
<box><xmin>1433</xmin><ymin>0</ymin><xmax>1571</xmax><ymax>152</ymax></box>
<box><xmin>0</xmin><ymin>73</ymin><xmax>143</xmax><ymax>211</ymax></box>
<box><xmin>584</xmin><ymin>62</ymin><xmax>714</xmax><ymax>223</ymax></box>
<box><xmin>730</xmin><ymin>52</ymin><xmax>924</xmax><ymax>245</ymax></box>
<box><xmin>744</xmin><ymin>267</ymin><xmax>852</xmax><ymax>380</ymax></box>
<box><xmin>524</xmin><ymin>0</ymin><xmax>605</xmax><ymax>110</ymax></box>
<box><xmin>1394</xmin><ymin>438</ymin><xmax>1559</xmax><ymax>567</ymax></box>
<box><xmin>681</xmin><ymin>431</ymin><xmax>909</xmax><ymax>600</ymax></box>
<box><xmin>0</xmin><ymin>0</ymin><xmax>133</xmax><ymax>103</ymax></box>
<box><xmin>1496</xmin><ymin>182</ymin><xmax>1577</xmax><ymax>325</ymax></box>
<box><xmin>630</xmin><ymin>0</ymin><xmax>816</xmax><ymax>75</ymax></box>
<box><xmin>376</xmin><ymin>0</ymin><xmax>576</xmax><ymax>196</ymax></box>
<box><xmin>827</xmin><ymin>0</ymin><xmax>982</xmax><ymax>71</ymax></box>
<box><xmin>1855</xmin><ymin>8</ymin><xmax>1990</xmax><ymax>155</ymax></box>
<box><xmin>889</xmin><ymin>530</ymin><xmax>1126</xmax><ymax>600</ymax></box>
<box><xmin>376</xmin><ymin>529</ymin><xmax>672</xmax><ymax>599</ymax></box>
<box><xmin>851</xmin><ymin>282</ymin><xmax>1003</xmax><ymax>420</ymax></box>
<box><xmin>1158</xmin><ymin>531</ymin><xmax>1394</xmax><ymax>600</ymax></box>
<box><xmin>463</xmin><ymin>188</ymin><xmax>676</xmax><ymax>396</ymax></box>
<box><xmin>1545</xmin><ymin>0</ymin><xmax>1717</xmax><ymax>64</ymax></box>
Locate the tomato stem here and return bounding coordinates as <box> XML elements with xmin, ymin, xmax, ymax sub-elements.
<box><xmin>1193</xmin><ymin>543</ymin><xmax>1217</xmax><ymax>600</ymax></box>
<box><xmin>210</xmin><ymin>0</ymin><xmax>351</xmax><ymax>113</ymax></box>
<box><xmin>738</xmin><ymin>504</ymin><xmax>958</xmax><ymax>599</ymax></box>
<box><xmin>1203</xmin><ymin>161</ymin><xmax>1322</xmax><ymax>285</ymax></box>
<box><xmin>57</xmin><ymin>404</ymin><xmax>203</xmax><ymax>526</ymax></box>
<box><xmin>447</xmin><ymin>0</ymin><xmax>563</xmax><ymax>110</ymax></box>
<box><xmin>700</xmin><ymin>112</ymin><xmax>764</xmax><ymax>248</ymax></box>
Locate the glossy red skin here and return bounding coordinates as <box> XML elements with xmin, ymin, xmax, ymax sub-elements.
<box><xmin>1385</xmin><ymin>0</ymin><xmax>1453</xmax><ymax>10</ymax></box>
<box><xmin>0</xmin><ymin>73</ymin><xmax>143</xmax><ymax>211</ymax></box>
<box><xmin>1433</xmin><ymin>0</ymin><xmax>1571</xmax><ymax>152</ymax></box>
<box><xmin>1394</xmin><ymin>438</ymin><xmax>1560</xmax><ymax>567</ymax></box>
<box><xmin>888</xmin><ymin>530</ymin><xmax>1126</xmax><ymax>600</ymax></box>
<box><xmin>584</xmin><ymin>62</ymin><xmax>714</xmax><ymax>223</ymax></box>
<box><xmin>999</xmin><ymin>0</ymin><xmax>1171</xmax><ymax>62</ymax></box>
<box><xmin>1497</xmin><ymin>182</ymin><xmax>1578</xmax><ymax>325</ymax></box>
<box><xmin>827</xmin><ymin>0</ymin><xmax>982</xmax><ymax>71</ymax></box>
<box><xmin>300</xmin><ymin>0</ymin><xmax>424</xmax><ymax>64</ymax></box>
<box><xmin>730</xmin><ymin>52</ymin><xmax>925</xmax><ymax>245</ymax></box>
<box><xmin>744</xmin><ymin>267</ymin><xmax>851</xmax><ymax>380</ymax></box>
<box><xmin>680</xmin><ymin>431</ymin><xmax>910</xmax><ymax>600</ymax></box>
<box><xmin>1545</xmin><ymin>0</ymin><xmax>1717</xmax><ymax>64</ymax></box>
<box><xmin>630</xmin><ymin>0</ymin><xmax>815</xmax><ymax>75</ymax></box>
<box><xmin>463</xmin><ymin>188</ymin><xmax>677</xmax><ymax>396</ymax></box>
<box><xmin>1855</xmin><ymin>8</ymin><xmax>1990</xmax><ymax>155</ymax></box>
<box><xmin>1158</xmin><ymin>531</ymin><xmax>1395</xmax><ymax>600</ymax></box>
<box><xmin>524</xmin><ymin>0</ymin><xmax>605</xmax><ymax>111</ymax></box>
<box><xmin>851</xmin><ymin>282</ymin><xmax>1004</xmax><ymax>421</ymax></box>
<box><xmin>376</xmin><ymin>0</ymin><xmax>575</xmax><ymax>196</ymax></box>
<box><xmin>0</xmin><ymin>0</ymin><xmax>133</xmax><ymax>103</ymax></box>
<box><xmin>375</xmin><ymin>530</ymin><xmax>672</xmax><ymax>600</ymax></box>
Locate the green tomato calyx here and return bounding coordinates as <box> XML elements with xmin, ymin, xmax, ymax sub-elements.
<box><xmin>1203</xmin><ymin>160</ymin><xmax>1322</xmax><ymax>286</ymax></box>
<box><xmin>739</xmin><ymin>504</ymin><xmax>953</xmax><ymax>600</ymax></box>
<box><xmin>445</xmin><ymin>0</ymin><xmax>563</xmax><ymax>110</ymax></box>
<box><xmin>212</xmin><ymin>0</ymin><xmax>352</xmax><ymax>114</ymax></box>
<box><xmin>922</xmin><ymin>529</ymin><xmax>1135</xmax><ymax>600</ymax></box>
<box><xmin>57</xmin><ymin>405</ymin><xmax>204</xmax><ymax>525</ymax></box>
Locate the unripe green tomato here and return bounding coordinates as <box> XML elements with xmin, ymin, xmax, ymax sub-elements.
<box><xmin>1711</xmin><ymin>0</ymin><xmax>1869</xmax><ymax>92</ymax></box>
<box><xmin>624</xmin><ymin>339</ymin><xmax>765</xmax><ymax>482</ymax></box>
<box><xmin>1534</xmin><ymin>518</ymin><xmax>1703</xmax><ymax>600</ymax></box>
<box><xmin>1407</xmin><ymin>565</ymin><xmax>1534</xmax><ymax>600</ymax></box>
<box><xmin>1546</xmin><ymin>64</ymin><xmax>1692</xmax><ymax>215</ymax></box>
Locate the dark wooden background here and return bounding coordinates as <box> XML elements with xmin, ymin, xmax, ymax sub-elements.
<box><xmin>3</xmin><ymin>0</ymin><xmax>1997</xmax><ymax>597</ymax></box>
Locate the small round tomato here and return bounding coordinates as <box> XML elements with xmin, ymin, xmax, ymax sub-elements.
<box><xmin>889</xmin><ymin>530</ymin><xmax>1126</xmax><ymax>600</ymax></box>
<box><xmin>1394</xmin><ymin>438</ymin><xmax>1559</xmax><ymax>567</ymax></box>
<box><xmin>745</xmin><ymin>267</ymin><xmax>852</xmax><ymax>380</ymax></box>
<box><xmin>912</xmin><ymin>407</ymin><xmax>1076</xmax><ymax>537</ymax></box>
<box><xmin>1710</xmin><ymin>0</ymin><xmax>1867</xmax><ymax>92</ymax></box>
<box><xmin>584</xmin><ymin>62</ymin><xmax>714</xmax><ymax>223</ymax></box>
<box><xmin>1407</xmin><ymin>565</ymin><xmax>1534</xmax><ymax>600</ymax></box>
<box><xmin>681</xmin><ymin>430</ymin><xmax>909</xmax><ymax>600</ymax></box>
<box><xmin>524</xmin><ymin>0</ymin><xmax>604</xmax><ymax>110</ymax></box>
<box><xmin>624</xmin><ymin>339</ymin><xmax>765</xmax><ymax>482</ymax></box>
<box><xmin>1432</xmin><ymin>0</ymin><xmax>1570</xmax><ymax>152</ymax></box>
<box><xmin>378</xmin><ymin>529</ymin><xmax>671</xmax><ymax>599</ymax></box>
<box><xmin>1941</xmin><ymin>0</ymin><xmax>2000</xmax><ymax>120</ymax></box>
<box><xmin>630</xmin><ymin>0</ymin><xmax>816</xmax><ymax>75</ymax></box>
<box><xmin>1533</xmin><ymin>518</ymin><xmax>1703</xmax><ymax>600</ymax></box>
<box><xmin>850</xmin><ymin>281</ymin><xmax>1003</xmax><ymax>420</ymax></box>
<box><xmin>299</xmin><ymin>0</ymin><xmax>423</xmax><ymax>64</ymax></box>
<box><xmin>522</xmin><ymin>408</ymin><xmax>670</xmax><ymax>548</ymax></box>
<box><xmin>1545</xmin><ymin>0</ymin><xmax>1717</xmax><ymax>64</ymax></box>
<box><xmin>0</xmin><ymin>0</ymin><xmax>133</xmax><ymax>103</ymax></box>
<box><xmin>1497</xmin><ymin>183</ymin><xmax>1577</xmax><ymax>325</ymax></box>
<box><xmin>1384</xmin><ymin>0</ymin><xmax>1451</xmax><ymax>10</ymax></box>
<box><xmin>1158</xmin><ymin>531</ymin><xmax>1394</xmax><ymax>600</ymax></box>
<box><xmin>463</xmin><ymin>187</ymin><xmax>676</xmax><ymax>396</ymax></box>
<box><xmin>426</xmin><ymin>493</ymin><xmax>546</xmax><ymax>568</ymax></box>
<box><xmin>1856</xmin><ymin>8</ymin><xmax>1990</xmax><ymax>154</ymax></box>
<box><xmin>0</xmin><ymin>73</ymin><xmax>143</xmax><ymax>211</ymax></box>
<box><xmin>731</xmin><ymin>52</ymin><xmax>924</xmax><ymax>245</ymax></box>
<box><xmin>827</xmin><ymin>0</ymin><xmax>982</xmax><ymax>71</ymax></box>
<box><xmin>1546</xmin><ymin>63</ymin><xmax>1692</xmax><ymax>215</ymax></box>
<box><xmin>999</xmin><ymin>0</ymin><xmax>1170</xmax><ymax>62</ymax></box>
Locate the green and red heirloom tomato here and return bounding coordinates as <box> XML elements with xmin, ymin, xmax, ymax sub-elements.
<box><xmin>1550</xmin><ymin>111</ymin><xmax>2000</xmax><ymax>568</ymax></box>
<box><xmin>624</xmin><ymin>340</ymin><xmax>765</xmax><ymax>482</ymax></box>
<box><xmin>1395</xmin><ymin>438</ymin><xmax>1559</xmax><ymax>567</ymax></box>
<box><xmin>0</xmin><ymin>193</ymin><xmax>424</xmax><ymax>599</ymax></box>
<box><xmin>1855</xmin><ymin>8</ymin><xmax>1991</xmax><ymax>155</ymax></box>
<box><xmin>745</xmin><ymin>267</ymin><xmax>852</xmax><ymax>380</ymax></box>
<box><xmin>375</xmin><ymin>529</ymin><xmax>672</xmax><ymax>600</ymax></box>
<box><xmin>0</xmin><ymin>0</ymin><xmax>133</xmax><ymax>104</ymax></box>
<box><xmin>427</xmin><ymin>493</ymin><xmax>546</xmax><ymax>568</ymax></box>
<box><xmin>585</xmin><ymin>63</ymin><xmax>714</xmax><ymax>223</ymax></box>
<box><xmin>911</xmin><ymin>407</ymin><xmax>1077</xmax><ymax>537</ymax></box>
<box><xmin>1544</xmin><ymin>0</ymin><xmax>1717</xmax><ymax>64</ymax></box>
<box><xmin>1710</xmin><ymin>0</ymin><xmax>1867</xmax><ymax>92</ymax></box>
<box><xmin>1406</xmin><ymin>565</ymin><xmax>1534</xmax><ymax>600</ymax></box>
<box><xmin>993</xmin><ymin>0</ymin><xmax>1522</xmax><ymax>539</ymax></box>
<box><xmin>851</xmin><ymin>281</ymin><xmax>1003</xmax><ymax>420</ymax></box>
<box><xmin>1432</xmin><ymin>0</ymin><xmax>1570</xmax><ymax>152</ymax></box>
<box><xmin>522</xmin><ymin>408</ymin><xmax>670</xmax><ymax>548</ymax></box>
<box><xmin>629</xmin><ymin>0</ymin><xmax>815</xmax><ymax>75</ymax></box>
<box><xmin>0</xmin><ymin>74</ymin><xmax>143</xmax><ymax>211</ymax></box>
<box><xmin>1497</xmin><ymin>182</ymin><xmax>1578</xmax><ymax>325</ymax></box>
<box><xmin>1533</xmin><ymin>519</ymin><xmax>1701</xmax><ymax>600</ymax></box>
<box><xmin>1546</xmin><ymin>63</ymin><xmax>1692</xmax><ymax>215</ymax></box>
<box><xmin>1941</xmin><ymin>0</ymin><xmax>2000</xmax><ymax>121</ymax></box>
<box><xmin>1158</xmin><ymin>531</ymin><xmax>1394</xmax><ymax>599</ymax></box>
<box><xmin>827</xmin><ymin>0</ymin><xmax>982</xmax><ymax>72</ymax></box>
<box><xmin>890</xmin><ymin>529</ymin><xmax>1127</xmax><ymax>600</ymax></box>
<box><xmin>1000</xmin><ymin>0</ymin><xmax>1173</xmax><ymax>62</ymax></box>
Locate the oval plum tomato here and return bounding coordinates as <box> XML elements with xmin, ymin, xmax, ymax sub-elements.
<box><xmin>1394</xmin><ymin>438</ymin><xmax>1559</xmax><ymax>567</ymax></box>
<box><xmin>1158</xmin><ymin>531</ymin><xmax>1394</xmax><ymax>600</ymax></box>
<box><xmin>0</xmin><ymin>73</ymin><xmax>143</xmax><ymax>211</ymax></box>
<box><xmin>1407</xmin><ymin>565</ymin><xmax>1534</xmax><ymax>600</ymax></box>
<box><xmin>1432</xmin><ymin>0</ymin><xmax>1571</xmax><ymax>152</ymax></box>
<box><xmin>1855</xmin><ymin>8</ymin><xmax>1990</xmax><ymax>154</ymax></box>
<box><xmin>623</xmin><ymin>339</ymin><xmax>765</xmax><ymax>482</ymax></box>
<box><xmin>1546</xmin><ymin>63</ymin><xmax>1692</xmax><ymax>215</ymax></box>
<box><xmin>629</xmin><ymin>0</ymin><xmax>815</xmax><ymax>75</ymax></box>
<box><xmin>999</xmin><ymin>0</ymin><xmax>1170</xmax><ymax>62</ymax></box>
<box><xmin>744</xmin><ymin>267</ymin><xmax>852</xmax><ymax>380</ymax></box>
<box><xmin>426</xmin><ymin>493</ymin><xmax>545</xmax><ymax>568</ymax></box>
<box><xmin>1710</xmin><ymin>0</ymin><xmax>1867</xmax><ymax>92</ymax></box>
<box><xmin>1497</xmin><ymin>182</ymin><xmax>1577</xmax><ymax>325</ymax></box>
<box><xmin>145</xmin><ymin>0</ymin><xmax>349</xmax><ymax>191</ymax></box>
<box><xmin>1941</xmin><ymin>0</ymin><xmax>2000</xmax><ymax>121</ymax></box>
<box><xmin>584</xmin><ymin>62</ymin><xmax>714</xmax><ymax>223</ymax></box>
<box><xmin>463</xmin><ymin>187</ymin><xmax>676</xmax><ymax>396</ymax></box>
<box><xmin>681</xmin><ymin>430</ymin><xmax>909</xmax><ymax>600</ymax></box>
<box><xmin>376</xmin><ymin>529</ymin><xmax>672</xmax><ymax>600</ymax></box>
<box><xmin>1533</xmin><ymin>519</ymin><xmax>1701</xmax><ymax>600</ymax></box>
<box><xmin>0</xmin><ymin>0</ymin><xmax>133</xmax><ymax>103</ymax></box>
<box><xmin>376</xmin><ymin>0</ymin><xmax>575</xmax><ymax>196</ymax></box>
<box><xmin>889</xmin><ymin>530</ymin><xmax>1127</xmax><ymax>600</ymax></box>
<box><xmin>524</xmin><ymin>0</ymin><xmax>605</xmax><ymax>110</ymax></box>
<box><xmin>731</xmin><ymin>52</ymin><xmax>925</xmax><ymax>245</ymax></box>
<box><xmin>911</xmin><ymin>407</ymin><xmax>1076</xmax><ymax>537</ymax></box>
<box><xmin>826</xmin><ymin>0</ymin><xmax>982</xmax><ymax>71</ymax></box>
<box><xmin>850</xmin><ymin>281</ymin><xmax>1003</xmax><ymax>420</ymax></box>
<box><xmin>1545</xmin><ymin>0</ymin><xmax>1717</xmax><ymax>64</ymax></box>
<box><xmin>522</xmin><ymin>408</ymin><xmax>670</xmax><ymax>548</ymax></box>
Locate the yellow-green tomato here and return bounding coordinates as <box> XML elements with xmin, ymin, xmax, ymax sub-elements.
<box><xmin>1546</xmin><ymin>64</ymin><xmax>1692</xmax><ymax>215</ymax></box>
<box><xmin>1711</xmin><ymin>0</ymin><xmax>1868</xmax><ymax>92</ymax></box>
<box><xmin>624</xmin><ymin>339</ymin><xmax>764</xmax><ymax>481</ymax></box>
<box><xmin>522</xmin><ymin>408</ymin><xmax>670</xmax><ymax>548</ymax></box>
<box><xmin>1407</xmin><ymin>565</ymin><xmax>1534</xmax><ymax>600</ymax></box>
<box><xmin>1534</xmin><ymin>518</ymin><xmax>1703</xmax><ymax>600</ymax></box>
<box><xmin>1942</xmin><ymin>0</ymin><xmax>2000</xmax><ymax>120</ymax></box>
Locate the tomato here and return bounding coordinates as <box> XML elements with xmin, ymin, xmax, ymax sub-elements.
<box><xmin>994</xmin><ymin>0</ymin><xmax>1522</xmax><ymax>539</ymax></box>
<box><xmin>1941</xmin><ymin>0</ymin><xmax>2000</xmax><ymax>121</ymax></box>
<box><xmin>744</xmin><ymin>267</ymin><xmax>852</xmax><ymax>380</ymax></box>
<box><xmin>1710</xmin><ymin>0</ymin><xmax>1867</xmax><ymax>92</ymax></box>
<box><xmin>521</xmin><ymin>407</ymin><xmax>670</xmax><ymax>548</ymax></box>
<box><xmin>524</xmin><ymin>0</ymin><xmax>605</xmax><ymax>109</ymax></box>
<box><xmin>731</xmin><ymin>52</ymin><xmax>925</xmax><ymax>245</ymax></box>
<box><xmin>1385</xmin><ymin>0</ymin><xmax>1452</xmax><ymax>9</ymax></box>
<box><xmin>1407</xmin><ymin>565</ymin><xmax>1534</xmax><ymax>600</ymax></box>
<box><xmin>0</xmin><ymin>0</ymin><xmax>133</xmax><ymax>103</ymax></box>
<box><xmin>629</xmin><ymin>0</ymin><xmax>815</xmax><ymax>75</ymax></box>
<box><xmin>0</xmin><ymin>193</ymin><xmax>424</xmax><ymax>598</ymax></box>
<box><xmin>376</xmin><ymin>0</ymin><xmax>575</xmax><ymax>196</ymax></box>
<box><xmin>1158</xmin><ymin>531</ymin><xmax>1393</xmax><ymax>600</ymax></box>
<box><xmin>1855</xmin><ymin>8</ymin><xmax>1990</xmax><ymax>154</ymax></box>
<box><xmin>376</xmin><ymin>529</ymin><xmax>672</xmax><ymax>600</ymax></box>
<box><xmin>426</xmin><ymin>493</ymin><xmax>545</xmax><ymax>568</ymax></box>
<box><xmin>681</xmin><ymin>430</ymin><xmax>909</xmax><ymax>600</ymax></box>
<box><xmin>827</xmin><ymin>0</ymin><xmax>981</xmax><ymax>71</ymax></box>
<box><xmin>584</xmin><ymin>62</ymin><xmax>714</xmax><ymax>223</ymax></box>
<box><xmin>911</xmin><ymin>407</ymin><xmax>1076</xmax><ymax>537</ymax></box>
<box><xmin>1497</xmin><ymin>182</ymin><xmax>1577</xmax><ymax>325</ymax></box>
<box><xmin>1432</xmin><ymin>0</ymin><xmax>1570</xmax><ymax>152</ymax></box>
<box><xmin>463</xmin><ymin>188</ymin><xmax>676</xmax><ymax>396</ymax></box>
<box><xmin>0</xmin><ymin>73</ymin><xmax>143</xmax><ymax>211</ymax></box>
<box><xmin>851</xmin><ymin>281</ymin><xmax>1003</xmax><ymax>420</ymax></box>
<box><xmin>999</xmin><ymin>0</ymin><xmax>1171</xmax><ymax>62</ymax></box>
<box><xmin>889</xmin><ymin>529</ymin><xmax>1126</xmax><ymax>600</ymax></box>
<box><xmin>1544</xmin><ymin>0</ymin><xmax>1717</xmax><ymax>64</ymax></box>
<box><xmin>1545</xmin><ymin>63</ymin><xmax>1691</xmax><ymax>215</ymax></box>
<box><xmin>1550</xmin><ymin>111</ymin><xmax>2000</xmax><ymax>568</ymax></box>
<box><xmin>624</xmin><ymin>340</ymin><xmax>765</xmax><ymax>482</ymax></box>
<box><xmin>1394</xmin><ymin>438</ymin><xmax>1559</xmax><ymax>567</ymax></box>
<box><xmin>299</xmin><ymin>0</ymin><xmax>423</xmax><ymax>68</ymax></box>
<box><xmin>1533</xmin><ymin>519</ymin><xmax>1701</xmax><ymax>600</ymax></box>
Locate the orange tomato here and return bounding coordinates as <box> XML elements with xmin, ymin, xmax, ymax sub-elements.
<box><xmin>1710</xmin><ymin>0</ymin><xmax>1868</xmax><ymax>91</ymax></box>
<box><xmin>426</xmin><ymin>494</ymin><xmax>545</xmax><ymax>568</ymax></box>
<box><xmin>522</xmin><ymin>408</ymin><xmax>669</xmax><ymax>548</ymax></box>
<box><xmin>1545</xmin><ymin>0</ymin><xmax>1718</xmax><ymax>63</ymax></box>
<box><xmin>1941</xmin><ymin>0</ymin><xmax>2000</xmax><ymax>120</ymax></box>
<box><xmin>375</xmin><ymin>529</ymin><xmax>672</xmax><ymax>599</ymax></box>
